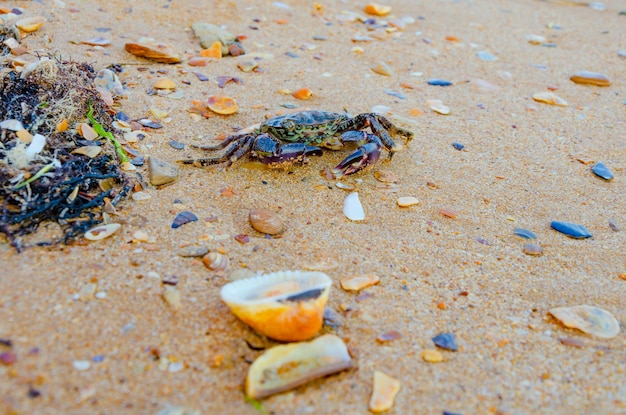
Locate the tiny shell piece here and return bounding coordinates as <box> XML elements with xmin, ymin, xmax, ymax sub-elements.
<box><xmin>343</xmin><ymin>192</ymin><xmax>365</xmax><ymax>221</ymax></box>
<box><xmin>220</xmin><ymin>271</ymin><xmax>332</xmax><ymax>341</ymax></box>
<box><xmin>548</xmin><ymin>305</ymin><xmax>620</xmax><ymax>338</ymax></box>
<box><xmin>85</xmin><ymin>223</ymin><xmax>121</xmax><ymax>241</ymax></box>
<box><xmin>532</xmin><ymin>91</ymin><xmax>568</xmax><ymax>107</ymax></box>
<box><xmin>292</xmin><ymin>88</ymin><xmax>313</xmax><ymax>100</ymax></box>
<box><xmin>249</xmin><ymin>208</ymin><xmax>284</xmax><ymax>235</ymax></box>
<box><xmin>523</xmin><ymin>243</ymin><xmax>543</xmax><ymax>256</ymax></box>
<box><xmin>202</xmin><ymin>252</ymin><xmax>230</xmax><ymax>271</ymax></box>
<box><xmin>78</xmin><ymin>123</ymin><xmax>98</xmax><ymax>141</ymax></box>
<box><xmin>369</xmin><ymin>371</ymin><xmax>401</xmax><ymax>413</ymax></box>
<box><xmin>570</xmin><ymin>71</ymin><xmax>611</xmax><ymax>87</ymax></box>
<box><xmin>207</xmin><ymin>95</ymin><xmax>238</xmax><ymax>115</ymax></box>
<box><xmin>16</xmin><ymin>16</ymin><xmax>46</xmax><ymax>33</ymax></box>
<box><xmin>420</xmin><ymin>349</ymin><xmax>443</xmax><ymax>363</ymax></box>
<box><xmin>397</xmin><ymin>196</ymin><xmax>419</xmax><ymax>207</ymax></box>
<box><xmin>72</xmin><ymin>146</ymin><xmax>102</xmax><ymax>158</ymax></box>
<box><xmin>124</xmin><ymin>39</ymin><xmax>181</xmax><ymax>63</ymax></box>
<box><xmin>371</xmin><ymin>62</ymin><xmax>393</xmax><ymax>76</ymax></box>
<box><xmin>246</xmin><ymin>334</ymin><xmax>352</xmax><ymax>399</ymax></box>
<box><xmin>154</xmin><ymin>78</ymin><xmax>176</xmax><ymax>89</ymax></box>
<box><xmin>427</xmin><ymin>99</ymin><xmax>450</xmax><ymax>115</ymax></box>
<box><xmin>340</xmin><ymin>274</ymin><xmax>380</xmax><ymax>291</ymax></box>
<box><xmin>365</xmin><ymin>3</ymin><xmax>392</xmax><ymax>16</ymax></box>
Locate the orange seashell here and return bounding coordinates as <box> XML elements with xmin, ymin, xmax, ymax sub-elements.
<box><xmin>220</xmin><ymin>271</ymin><xmax>331</xmax><ymax>342</ymax></box>
<box><xmin>207</xmin><ymin>95</ymin><xmax>238</xmax><ymax>115</ymax></box>
<box><xmin>16</xmin><ymin>16</ymin><xmax>46</xmax><ymax>33</ymax></box>
<box><xmin>199</xmin><ymin>41</ymin><xmax>222</xmax><ymax>59</ymax></box>
<box><xmin>364</xmin><ymin>3</ymin><xmax>391</xmax><ymax>16</ymax></box>
<box><xmin>439</xmin><ymin>208</ymin><xmax>458</xmax><ymax>219</ymax></box>
<box><xmin>292</xmin><ymin>88</ymin><xmax>313</xmax><ymax>100</ymax></box>
<box><xmin>56</xmin><ymin>118</ymin><xmax>68</xmax><ymax>133</ymax></box>
<box><xmin>154</xmin><ymin>78</ymin><xmax>176</xmax><ymax>89</ymax></box>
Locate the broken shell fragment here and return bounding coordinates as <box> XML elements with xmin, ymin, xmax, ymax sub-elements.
<box><xmin>343</xmin><ymin>192</ymin><xmax>365</xmax><ymax>221</ymax></box>
<box><xmin>532</xmin><ymin>91</ymin><xmax>568</xmax><ymax>107</ymax></box>
<box><xmin>207</xmin><ymin>95</ymin><xmax>238</xmax><ymax>115</ymax></box>
<box><xmin>246</xmin><ymin>334</ymin><xmax>352</xmax><ymax>399</ymax></box>
<box><xmin>85</xmin><ymin>223</ymin><xmax>121</xmax><ymax>241</ymax></box>
<box><xmin>369</xmin><ymin>371</ymin><xmax>401</xmax><ymax>413</ymax></box>
<box><xmin>16</xmin><ymin>16</ymin><xmax>46</xmax><ymax>33</ymax></box>
<box><xmin>548</xmin><ymin>305</ymin><xmax>620</xmax><ymax>339</ymax></box>
<box><xmin>340</xmin><ymin>274</ymin><xmax>380</xmax><ymax>291</ymax></box>
<box><xmin>220</xmin><ymin>271</ymin><xmax>332</xmax><ymax>342</ymax></box>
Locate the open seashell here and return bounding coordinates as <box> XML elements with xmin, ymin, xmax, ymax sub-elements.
<box><xmin>246</xmin><ymin>334</ymin><xmax>352</xmax><ymax>399</ymax></box>
<box><xmin>220</xmin><ymin>271</ymin><xmax>332</xmax><ymax>342</ymax></box>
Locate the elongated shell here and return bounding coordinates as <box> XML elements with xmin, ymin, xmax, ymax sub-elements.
<box><xmin>220</xmin><ymin>271</ymin><xmax>332</xmax><ymax>342</ymax></box>
<box><xmin>246</xmin><ymin>334</ymin><xmax>352</xmax><ymax>399</ymax></box>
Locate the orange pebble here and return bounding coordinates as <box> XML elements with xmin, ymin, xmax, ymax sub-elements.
<box><xmin>445</xmin><ymin>36</ymin><xmax>461</xmax><ymax>42</ymax></box>
<box><xmin>199</xmin><ymin>41</ymin><xmax>222</xmax><ymax>59</ymax></box>
<box><xmin>364</xmin><ymin>3</ymin><xmax>391</xmax><ymax>16</ymax></box>
<box><xmin>436</xmin><ymin>302</ymin><xmax>447</xmax><ymax>310</ymax></box>
<box><xmin>292</xmin><ymin>88</ymin><xmax>313</xmax><ymax>100</ymax></box>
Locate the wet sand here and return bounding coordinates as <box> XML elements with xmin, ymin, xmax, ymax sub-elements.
<box><xmin>1</xmin><ymin>0</ymin><xmax>625</xmax><ymax>414</ymax></box>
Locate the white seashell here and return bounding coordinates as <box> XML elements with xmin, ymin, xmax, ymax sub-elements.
<box><xmin>549</xmin><ymin>305</ymin><xmax>620</xmax><ymax>338</ymax></box>
<box><xmin>343</xmin><ymin>192</ymin><xmax>365</xmax><ymax>221</ymax></box>
<box><xmin>0</xmin><ymin>119</ymin><xmax>25</xmax><ymax>131</ymax></box>
<box><xmin>220</xmin><ymin>271</ymin><xmax>331</xmax><ymax>342</ymax></box>
<box><xmin>25</xmin><ymin>134</ymin><xmax>46</xmax><ymax>158</ymax></box>
<box><xmin>371</xmin><ymin>105</ymin><xmax>391</xmax><ymax>114</ymax></box>
<box><xmin>85</xmin><ymin>223</ymin><xmax>121</xmax><ymax>241</ymax></box>
<box><xmin>369</xmin><ymin>371</ymin><xmax>401</xmax><ymax>412</ymax></box>
<box><xmin>246</xmin><ymin>334</ymin><xmax>352</xmax><ymax>399</ymax></box>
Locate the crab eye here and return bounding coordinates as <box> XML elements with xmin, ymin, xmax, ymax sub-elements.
<box><xmin>282</xmin><ymin>120</ymin><xmax>296</xmax><ymax>130</ymax></box>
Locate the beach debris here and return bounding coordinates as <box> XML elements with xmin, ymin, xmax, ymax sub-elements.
<box><xmin>550</xmin><ymin>221</ymin><xmax>592</xmax><ymax>239</ymax></box>
<box><xmin>220</xmin><ymin>271</ymin><xmax>332</xmax><ymax>341</ymax></box>
<box><xmin>439</xmin><ymin>208</ymin><xmax>458</xmax><ymax>219</ymax></box>
<box><xmin>532</xmin><ymin>92</ymin><xmax>568</xmax><ymax>107</ymax></box>
<box><xmin>369</xmin><ymin>371</ymin><xmax>401</xmax><ymax>413</ymax></box>
<box><xmin>292</xmin><ymin>88</ymin><xmax>313</xmax><ymax>100</ymax></box>
<box><xmin>476</xmin><ymin>51</ymin><xmax>498</xmax><ymax>61</ymax></box>
<box><xmin>371</xmin><ymin>61</ymin><xmax>393</xmax><ymax>76</ymax></box>
<box><xmin>199</xmin><ymin>41</ymin><xmax>222</xmax><ymax>59</ymax></box>
<box><xmin>202</xmin><ymin>252</ymin><xmax>230</xmax><ymax>271</ymax></box>
<box><xmin>246</xmin><ymin>334</ymin><xmax>352</xmax><ymax>399</ymax></box>
<box><xmin>592</xmin><ymin>162</ymin><xmax>613</xmax><ymax>180</ymax></box>
<box><xmin>85</xmin><ymin>223</ymin><xmax>121</xmax><ymax>241</ymax></box>
<box><xmin>548</xmin><ymin>305</ymin><xmax>620</xmax><ymax>338</ymax></box>
<box><xmin>364</xmin><ymin>3</ymin><xmax>392</xmax><ymax>16</ymax></box>
<box><xmin>432</xmin><ymin>332</ymin><xmax>458</xmax><ymax>351</ymax></box>
<box><xmin>207</xmin><ymin>95</ymin><xmax>238</xmax><ymax>115</ymax></box>
<box><xmin>72</xmin><ymin>360</ymin><xmax>91</xmax><ymax>371</ymax></box>
<box><xmin>343</xmin><ymin>192</ymin><xmax>365</xmax><ymax>221</ymax></box>
<box><xmin>82</xmin><ymin>37</ymin><xmax>111</xmax><ymax>47</ymax></box>
<box><xmin>374</xmin><ymin>170</ymin><xmax>398</xmax><ymax>183</ymax></box>
<box><xmin>148</xmin><ymin>157</ymin><xmax>178</xmax><ymax>186</ymax></box>
<box><xmin>514</xmin><ymin>228</ymin><xmax>537</xmax><ymax>239</ymax></box>
<box><xmin>376</xmin><ymin>330</ymin><xmax>402</xmax><ymax>343</ymax></box>
<box><xmin>249</xmin><ymin>208</ymin><xmax>284</xmax><ymax>235</ymax></box>
<box><xmin>191</xmin><ymin>23</ymin><xmax>239</xmax><ymax>55</ymax></box>
<box><xmin>526</xmin><ymin>34</ymin><xmax>546</xmax><ymax>44</ymax></box>
<box><xmin>523</xmin><ymin>243</ymin><xmax>543</xmax><ymax>256</ymax></box>
<box><xmin>427</xmin><ymin>79</ymin><xmax>453</xmax><ymax>87</ymax></box>
<box><xmin>154</xmin><ymin>78</ymin><xmax>176</xmax><ymax>90</ymax></box>
<box><xmin>163</xmin><ymin>286</ymin><xmax>182</xmax><ymax>310</ymax></box>
<box><xmin>420</xmin><ymin>349</ymin><xmax>443</xmax><ymax>363</ymax></box>
<box><xmin>452</xmin><ymin>142</ymin><xmax>465</xmax><ymax>151</ymax></box>
<box><xmin>217</xmin><ymin>75</ymin><xmax>243</xmax><ymax>88</ymax></box>
<box><xmin>340</xmin><ymin>274</ymin><xmax>380</xmax><ymax>291</ymax></box>
<box><xmin>16</xmin><ymin>16</ymin><xmax>46</xmax><ymax>34</ymax></box>
<box><xmin>396</xmin><ymin>196</ymin><xmax>419</xmax><ymax>207</ymax></box>
<box><xmin>570</xmin><ymin>71</ymin><xmax>611</xmax><ymax>86</ymax></box>
<box><xmin>124</xmin><ymin>38</ymin><xmax>181</xmax><ymax>63</ymax></box>
<box><xmin>171</xmin><ymin>211</ymin><xmax>198</xmax><ymax>229</ymax></box>
<box><xmin>94</xmin><ymin>68</ymin><xmax>126</xmax><ymax>97</ymax></box>
<box><xmin>427</xmin><ymin>99</ymin><xmax>450</xmax><ymax>115</ymax></box>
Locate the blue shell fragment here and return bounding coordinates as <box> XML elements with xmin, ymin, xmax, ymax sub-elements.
<box><xmin>592</xmin><ymin>162</ymin><xmax>613</xmax><ymax>181</ymax></box>
<box><xmin>432</xmin><ymin>332</ymin><xmax>458</xmax><ymax>351</ymax></box>
<box><xmin>172</xmin><ymin>211</ymin><xmax>198</xmax><ymax>229</ymax></box>
<box><xmin>550</xmin><ymin>221</ymin><xmax>592</xmax><ymax>239</ymax></box>
<box><xmin>452</xmin><ymin>142</ymin><xmax>465</xmax><ymax>151</ymax></box>
<box><xmin>427</xmin><ymin>79</ymin><xmax>453</xmax><ymax>87</ymax></box>
<box><xmin>514</xmin><ymin>228</ymin><xmax>537</xmax><ymax>239</ymax></box>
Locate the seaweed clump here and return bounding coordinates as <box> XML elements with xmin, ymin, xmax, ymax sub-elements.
<box><xmin>0</xmin><ymin>57</ymin><xmax>134</xmax><ymax>250</ymax></box>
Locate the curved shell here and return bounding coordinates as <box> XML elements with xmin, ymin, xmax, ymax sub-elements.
<box><xmin>220</xmin><ymin>271</ymin><xmax>332</xmax><ymax>342</ymax></box>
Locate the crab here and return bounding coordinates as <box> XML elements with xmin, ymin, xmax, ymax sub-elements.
<box><xmin>179</xmin><ymin>110</ymin><xmax>414</xmax><ymax>177</ymax></box>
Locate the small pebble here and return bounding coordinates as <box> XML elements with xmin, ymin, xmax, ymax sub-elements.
<box><xmin>451</xmin><ymin>142</ymin><xmax>464</xmax><ymax>151</ymax></box>
<box><xmin>526</xmin><ymin>34</ymin><xmax>546</xmax><ymax>44</ymax></box>
<box><xmin>249</xmin><ymin>208</ymin><xmax>284</xmax><ymax>235</ymax></box>
<box><xmin>172</xmin><ymin>211</ymin><xmax>198</xmax><ymax>229</ymax></box>
<box><xmin>340</xmin><ymin>274</ymin><xmax>380</xmax><ymax>291</ymax></box>
<box><xmin>532</xmin><ymin>91</ymin><xmax>568</xmax><ymax>107</ymax></box>
<box><xmin>178</xmin><ymin>245</ymin><xmax>209</xmax><ymax>257</ymax></box>
<box><xmin>169</xmin><ymin>140</ymin><xmax>185</xmax><ymax>150</ymax></box>
<box><xmin>148</xmin><ymin>157</ymin><xmax>178</xmax><ymax>186</ymax></box>
<box><xmin>376</xmin><ymin>330</ymin><xmax>402</xmax><ymax>343</ymax></box>
<box><xmin>16</xmin><ymin>16</ymin><xmax>46</xmax><ymax>33</ymax></box>
<box><xmin>608</xmin><ymin>219</ymin><xmax>620</xmax><ymax>232</ymax></box>
<box><xmin>0</xmin><ymin>351</ymin><xmax>17</xmax><ymax>365</ymax></box>
<box><xmin>570</xmin><ymin>71</ymin><xmax>611</xmax><ymax>86</ymax></box>
<box><xmin>523</xmin><ymin>243</ymin><xmax>543</xmax><ymax>256</ymax></box>
<box><xmin>476</xmin><ymin>51</ymin><xmax>498</xmax><ymax>61</ymax></box>
<box><xmin>559</xmin><ymin>337</ymin><xmax>585</xmax><ymax>348</ymax></box>
<box><xmin>384</xmin><ymin>89</ymin><xmax>406</xmax><ymax>99</ymax></box>
<box><xmin>591</xmin><ymin>162</ymin><xmax>613</xmax><ymax>180</ymax></box>
<box><xmin>207</xmin><ymin>95</ymin><xmax>238</xmax><ymax>115</ymax></box>
<box><xmin>420</xmin><ymin>349</ymin><xmax>443</xmax><ymax>363</ymax></box>
<box><xmin>427</xmin><ymin>79</ymin><xmax>453</xmax><ymax>87</ymax></box>
<box><xmin>514</xmin><ymin>228</ymin><xmax>537</xmax><ymax>239</ymax></box>
<box><xmin>396</xmin><ymin>196</ymin><xmax>419</xmax><ymax>207</ymax></box>
<box><xmin>550</xmin><ymin>221</ymin><xmax>592</xmax><ymax>239</ymax></box>
<box><xmin>193</xmin><ymin>72</ymin><xmax>209</xmax><ymax>82</ymax></box>
<box><xmin>432</xmin><ymin>332</ymin><xmax>458</xmax><ymax>351</ymax></box>
<box><xmin>237</xmin><ymin>60</ymin><xmax>258</xmax><ymax>72</ymax></box>
<box><xmin>549</xmin><ymin>305</ymin><xmax>619</xmax><ymax>338</ymax></box>
<box><xmin>369</xmin><ymin>371</ymin><xmax>401</xmax><ymax>413</ymax></box>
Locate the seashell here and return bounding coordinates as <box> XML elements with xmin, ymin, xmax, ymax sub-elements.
<box><xmin>340</xmin><ymin>274</ymin><xmax>380</xmax><ymax>291</ymax></box>
<box><xmin>72</xmin><ymin>146</ymin><xmax>102</xmax><ymax>158</ymax></box>
<box><xmin>592</xmin><ymin>162</ymin><xmax>613</xmax><ymax>180</ymax></box>
<box><xmin>78</xmin><ymin>123</ymin><xmax>98</xmax><ymax>140</ymax></box>
<box><xmin>514</xmin><ymin>227</ymin><xmax>537</xmax><ymax>239</ymax></box>
<box><xmin>16</xmin><ymin>16</ymin><xmax>46</xmax><ymax>33</ymax></box>
<box><xmin>427</xmin><ymin>99</ymin><xmax>450</xmax><ymax>115</ymax></box>
<box><xmin>207</xmin><ymin>95</ymin><xmax>238</xmax><ymax>115</ymax></box>
<box><xmin>548</xmin><ymin>305</ymin><xmax>620</xmax><ymax>338</ymax></box>
<box><xmin>202</xmin><ymin>252</ymin><xmax>230</xmax><ymax>271</ymax></box>
<box><xmin>220</xmin><ymin>270</ymin><xmax>332</xmax><ymax>342</ymax></box>
<box><xmin>246</xmin><ymin>334</ymin><xmax>352</xmax><ymax>399</ymax></box>
<box><xmin>369</xmin><ymin>371</ymin><xmax>401</xmax><ymax>413</ymax></box>
<box><xmin>364</xmin><ymin>3</ymin><xmax>392</xmax><ymax>16</ymax></box>
<box><xmin>249</xmin><ymin>208</ymin><xmax>284</xmax><ymax>235</ymax></box>
<box><xmin>532</xmin><ymin>91</ymin><xmax>568</xmax><ymax>107</ymax></box>
<box><xmin>343</xmin><ymin>192</ymin><xmax>365</xmax><ymax>221</ymax></box>
<box><xmin>523</xmin><ymin>243</ymin><xmax>543</xmax><ymax>256</ymax></box>
<box><xmin>397</xmin><ymin>196</ymin><xmax>419</xmax><ymax>207</ymax></box>
<box><xmin>432</xmin><ymin>332</ymin><xmax>458</xmax><ymax>351</ymax></box>
<box><xmin>172</xmin><ymin>211</ymin><xmax>198</xmax><ymax>229</ymax></box>
<box><xmin>154</xmin><ymin>78</ymin><xmax>176</xmax><ymax>90</ymax></box>
<box><xmin>85</xmin><ymin>223</ymin><xmax>121</xmax><ymax>241</ymax></box>
<box><xmin>550</xmin><ymin>221</ymin><xmax>591</xmax><ymax>239</ymax></box>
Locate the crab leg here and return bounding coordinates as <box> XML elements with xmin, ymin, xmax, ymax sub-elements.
<box><xmin>179</xmin><ymin>135</ymin><xmax>254</xmax><ymax>167</ymax></box>
<box><xmin>335</xmin><ymin>114</ymin><xmax>413</xmax><ymax>160</ymax></box>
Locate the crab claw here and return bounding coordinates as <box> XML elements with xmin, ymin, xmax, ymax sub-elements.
<box><xmin>331</xmin><ymin>142</ymin><xmax>381</xmax><ymax>178</ymax></box>
<box><xmin>259</xmin><ymin>143</ymin><xmax>323</xmax><ymax>165</ymax></box>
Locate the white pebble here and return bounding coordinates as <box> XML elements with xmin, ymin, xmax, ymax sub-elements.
<box><xmin>397</xmin><ymin>196</ymin><xmax>419</xmax><ymax>207</ymax></box>
<box><xmin>95</xmin><ymin>291</ymin><xmax>107</xmax><ymax>299</ymax></box>
<box><xmin>343</xmin><ymin>192</ymin><xmax>365</xmax><ymax>221</ymax></box>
